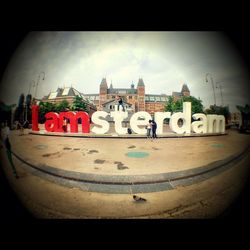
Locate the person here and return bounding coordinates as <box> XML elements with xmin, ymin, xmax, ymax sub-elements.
<box><xmin>62</xmin><ymin>118</ymin><xmax>67</xmax><ymax>133</ymax></box>
<box><xmin>146</xmin><ymin>120</ymin><xmax>152</xmax><ymax>138</ymax></box>
<box><xmin>151</xmin><ymin>119</ymin><xmax>157</xmax><ymax>139</ymax></box>
<box><xmin>117</xmin><ymin>96</ymin><xmax>125</xmax><ymax>112</ymax></box>
<box><xmin>4</xmin><ymin>135</ymin><xmax>19</xmax><ymax>179</ymax></box>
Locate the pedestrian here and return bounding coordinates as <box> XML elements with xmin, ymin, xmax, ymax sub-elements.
<box><xmin>146</xmin><ymin>120</ymin><xmax>152</xmax><ymax>138</ymax></box>
<box><xmin>117</xmin><ymin>96</ymin><xmax>125</xmax><ymax>112</ymax></box>
<box><xmin>4</xmin><ymin>135</ymin><xmax>19</xmax><ymax>179</ymax></box>
<box><xmin>62</xmin><ymin>118</ymin><xmax>67</xmax><ymax>133</ymax></box>
<box><xmin>151</xmin><ymin>119</ymin><xmax>157</xmax><ymax>139</ymax></box>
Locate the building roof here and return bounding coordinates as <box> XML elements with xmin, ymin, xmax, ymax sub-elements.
<box><xmin>145</xmin><ymin>94</ymin><xmax>169</xmax><ymax>102</ymax></box>
<box><xmin>84</xmin><ymin>94</ymin><xmax>99</xmax><ymax>101</ymax></box>
<box><xmin>100</xmin><ymin>78</ymin><xmax>108</xmax><ymax>87</ymax></box>
<box><xmin>107</xmin><ymin>88</ymin><xmax>137</xmax><ymax>95</ymax></box>
<box><xmin>172</xmin><ymin>92</ymin><xmax>182</xmax><ymax>97</ymax></box>
<box><xmin>181</xmin><ymin>84</ymin><xmax>190</xmax><ymax>93</ymax></box>
<box><xmin>137</xmin><ymin>78</ymin><xmax>145</xmax><ymax>87</ymax></box>
<box><xmin>102</xmin><ymin>99</ymin><xmax>132</xmax><ymax>107</ymax></box>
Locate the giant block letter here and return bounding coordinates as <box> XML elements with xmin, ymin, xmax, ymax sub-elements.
<box><xmin>91</xmin><ymin>111</ymin><xmax>110</xmax><ymax>134</ymax></box>
<box><xmin>32</xmin><ymin>105</ymin><xmax>39</xmax><ymax>131</ymax></box>
<box><xmin>207</xmin><ymin>115</ymin><xmax>225</xmax><ymax>133</ymax></box>
<box><xmin>75</xmin><ymin>111</ymin><xmax>90</xmax><ymax>133</ymax></box>
<box><xmin>154</xmin><ymin>112</ymin><xmax>171</xmax><ymax>135</ymax></box>
<box><xmin>130</xmin><ymin>112</ymin><xmax>152</xmax><ymax>135</ymax></box>
<box><xmin>110</xmin><ymin>111</ymin><xmax>128</xmax><ymax>134</ymax></box>
<box><xmin>170</xmin><ymin>102</ymin><xmax>191</xmax><ymax>134</ymax></box>
<box><xmin>45</xmin><ymin>112</ymin><xmax>59</xmax><ymax>132</ymax></box>
<box><xmin>192</xmin><ymin>113</ymin><xmax>207</xmax><ymax>133</ymax></box>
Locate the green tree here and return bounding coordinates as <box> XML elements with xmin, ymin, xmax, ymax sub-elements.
<box><xmin>0</xmin><ymin>101</ymin><xmax>16</xmax><ymax>127</ymax></box>
<box><xmin>71</xmin><ymin>96</ymin><xmax>89</xmax><ymax>113</ymax></box>
<box><xmin>14</xmin><ymin>93</ymin><xmax>25</xmax><ymax>122</ymax></box>
<box><xmin>38</xmin><ymin>102</ymin><xmax>57</xmax><ymax>123</ymax></box>
<box><xmin>205</xmin><ymin>105</ymin><xmax>230</xmax><ymax>123</ymax></box>
<box><xmin>165</xmin><ymin>95</ymin><xmax>204</xmax><ymax>114</ymax></box>
<box><xmin>55</xmin><ymin>99</ymin><xmax>70</xmax><ymax>112</ymax></box>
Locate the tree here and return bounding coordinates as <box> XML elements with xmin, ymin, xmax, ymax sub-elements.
<box><xmin>55</xmin><ymin>99</ymin><xmax>70</xmax><ymax>112</ymax></box>
<box><xmin>38</xmin><ymin>102</ymin><xmax>57</xmax><ymax>123</ymax></box>
<box><xmin>205</xmin><ymin>105</ymin><xmax>230</xmax><ymax>124</ymax></box>
<box><xmin>71</xmin><ymin>96</ymin><xmax>89</xmax><ymax>113</ymax></box>
<box><xmin>14</xmin><ymin>93</ymin><xmax>25</xmax><ymax>123</ymax></box>
<box><xmin>236</xmin><ymin>104</ymin><xmax>250</xmax><ymax>132</ymax></box>
<box><xmin>0</xmin><ymin>101</ymin><xmax>16</xmax><ymax>127</ymax></box>
<box><xmin>165</xmin><ymin>95</ymin><xmax>204</xmax><ymax>114</ymax></box>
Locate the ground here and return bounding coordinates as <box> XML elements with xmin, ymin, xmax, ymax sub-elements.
<box><xmin>1</xmin><ymin>127</ymin><xmax>250</xmax><ymax>218</ymax></box>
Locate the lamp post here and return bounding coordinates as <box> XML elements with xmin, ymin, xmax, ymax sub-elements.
<box><xmin>29</xmin><ymin>80</ymin><xmax>35</xmax><ymax>95</ymax></box>
<box><xmin>25</xmin><ymin>80</ymin><xmax>35</xmax><ymax>122</ymax></box>
<box><xmin>205</xmin><ymin>73</ymin><xmax>216</xmax><ymax>106</ymax></box>
<box><xmin>34</xmin><ymin>71</ymin><xmax>45</xmax><ymax>99</ymax></box>
<box><xmin>216</xmin><ymin>82</ymin><xmax>224</xmax><ymax>106</ymax></box>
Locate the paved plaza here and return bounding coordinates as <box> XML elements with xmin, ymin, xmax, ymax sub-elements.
<box><xmin>1</xmin><ymin>128</ymin><xmax>250</xmax><ymax>218</ymax></box>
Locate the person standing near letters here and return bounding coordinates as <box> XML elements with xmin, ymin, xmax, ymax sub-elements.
<box><xmin>146</xmin><ymin>120</ymin><xmax>152</xmax><ymax>138</ymax></box>
<box><xmin>151</xmin><ymin>119</ymin><xmax>157</xmax><ymax>139</ymax></box>
<box><xmin>117</xmin><ymin>96</ymin><xmax>125</xmax><ymax>112</ymax></box>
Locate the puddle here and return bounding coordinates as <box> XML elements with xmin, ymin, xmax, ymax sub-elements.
<box><xmin>114</xmin><ymin>161</ymin><xmax>129</xmax><ymax>170</ymax></box>
<box><xmin>63</xmin><ymin>147</ymin><xmax>72</xmax><ymax>150</ymax></box>
<box><xmin>152</xmin><ymin>147</ymin><xmax>160</xmax><ymax>150</ymax></box>
<box><xmin>126</xmin><ymin>152</ymin><xmax>149</xmax><ymax>158</ymax></box>
<box><xmin>88</xmin><ymin>150</ymin><xmax>99</xmax><ymax>154</ymax></box>
<box><xmin>94</xmin><ymin>159</ymin><xmax>105</xmax><ymax>164</ymax></box>
<box><xmin>42</xmin><ymin>152</ymin><xmax>60</xmax><ymax>157</ymax></box>
<box><xmin>34</xmin><ymin>144</ymin><xmax>48</xmax><ymax>150</ymax></box>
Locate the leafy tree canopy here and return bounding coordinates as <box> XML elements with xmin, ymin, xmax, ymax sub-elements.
<box><xmin>165</xmin><ymin>95</ymin><xmax>204</xmax><ymax>114</ymax></box>
<box><xmin>71</xmin><ymin>96</ymin><xmax>89</xmax><ymax>113</ymax></box>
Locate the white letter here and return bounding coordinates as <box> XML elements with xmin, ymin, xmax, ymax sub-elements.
<box><xmin>130</xmin><ymin>112</ymin><xmax>152</xmax><ymax>135</ymax></box>
<box><xmin>170</xmin><ymin>102</ymin><xmax>191</xmax><ymax>134</ymax></box>
<box><xmin>192</xmin><ymin>113</ymin><xmax>207</xmax><ymax>133</ymax></box>
<box><xmin>110</xmin><ymin>111</ymin><xmax>128</xmax><ymax>134</ymax></box>
<box><xmin>207</xmin><ymin>115</ymin><xmax>225</xmax><ymax>133</ymax></box>
<box><xmin>154</xmin><ymin>112</ymin><xmax>171</xmax><ymax>135</ymax></box>
<box><xmin>91</xmin><ymin>111</ymin><xmax>110</xmax><ymax>134</ymax></box>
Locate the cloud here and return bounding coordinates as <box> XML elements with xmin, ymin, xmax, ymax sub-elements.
<box><xmin>1</xmin><ymin>31</ymin><xmax>249</xmax><ymax>113</ymax></box>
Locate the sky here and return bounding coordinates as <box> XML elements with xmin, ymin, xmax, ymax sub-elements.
<box><xmin>1</xmin><ymin>31</ymin><xmax>250</xmax><ymax>112</ymax></box>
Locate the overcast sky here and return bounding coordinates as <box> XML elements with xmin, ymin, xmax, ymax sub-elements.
<box><xmin>1</xmin><ymin>31</ymin><xmax>249</xmax><ymax>112</ymax></box>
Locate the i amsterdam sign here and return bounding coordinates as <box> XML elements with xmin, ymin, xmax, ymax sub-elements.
<box><xmin>32</xmin><ymin>102</ymin><xmax>225</xmax><ymax>135</ymax></box>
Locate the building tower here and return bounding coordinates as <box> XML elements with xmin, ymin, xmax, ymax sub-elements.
<box><xmin>99</xmin><ymin>78</ymin><xmax>108</xmax><ymax>109</ymax></box>
<box><xmin>181</xmin><ymin>84</ymin><xmax>190</xmax><ymax>97</ymax></box>
<box><xmin>137</xmin><ymin>78</ymin><xmax>145</xmax><ymax>111</ymax></box>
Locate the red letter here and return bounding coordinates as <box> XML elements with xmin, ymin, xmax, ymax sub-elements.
<box><xmin>45</xmin><ymin>112</ymin><xmax>59</xmax><ymax>132</ymax></box>
<box><xmin>32</xmin><ymin>105</ymin><xmax>39</xmax><ymax>131</ymax></box>
<box><xmin>64</xmin><ymin>112</ymin><xmax>78</xmax><ymax>133</ymax></box>
<box><xmin>75</xmin><ymin>112</ymin><xmax>90</xmax><ymax>133</ymax></box>
<box><xmin>57</xmin><ymin>112</ymin><xmax>67</xmax><ymax>132</ymax></box>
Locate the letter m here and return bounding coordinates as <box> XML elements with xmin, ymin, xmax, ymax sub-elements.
<box><xmin>207</xmin><ymin>115</ymin><xmax>225</xmax><ymax>133</ymax></box>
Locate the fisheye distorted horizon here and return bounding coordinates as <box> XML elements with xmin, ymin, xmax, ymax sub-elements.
<box><xmin>0</xmin><ymin>31</ymin><xmax>249</xmax><ymax>112</ymax></box>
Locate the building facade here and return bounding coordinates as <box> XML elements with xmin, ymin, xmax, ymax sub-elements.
<box><xmin>41</xmin><ymin>87</ymin><xmax>97</xmax><ymax>115</ymax></box>
<box><xmin>41</xmin><ymin>79</ymin><xmax>191</xmax><ymax>117</ymax></box>
<box><xmin>84</xmin><ymin>78</ymin><xmax>190</xmax><ymax>116</ymax></box>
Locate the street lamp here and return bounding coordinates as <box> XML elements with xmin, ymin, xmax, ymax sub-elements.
<box><xmin>34</xmin><ymin>71</ymin><xmax>45</xmax><ymax>99</ymax></box>
<box><xmin>28</xmin><ymin>80</ymin><xmax>35</xmax><ymax>95</ymax></box>
<box><xmin>205</xmin><ymin>73</ymin><xmax>216</xmax><ymax>106</ymax></box>
<box><xmin>216</xmin><ymin>82</ymin><xmax>224</xmax><ymax>106</ymax></box>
